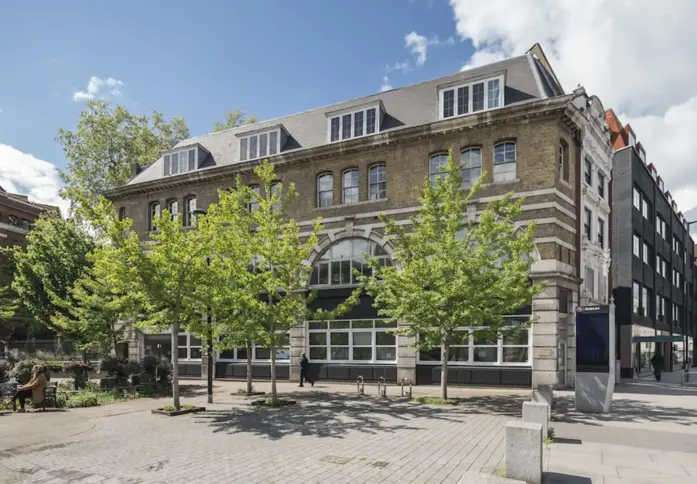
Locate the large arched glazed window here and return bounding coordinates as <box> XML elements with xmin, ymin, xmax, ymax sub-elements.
<box><xmin>310</xmin><ymin>238</ymin><xmax>392</xmax><ymax>287</ymax></box>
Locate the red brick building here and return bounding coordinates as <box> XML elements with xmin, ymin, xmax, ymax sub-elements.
<box><xmin>0</xmin><ymin>186</ymin><xmax>58</xmax><ymax>246</ymax></box>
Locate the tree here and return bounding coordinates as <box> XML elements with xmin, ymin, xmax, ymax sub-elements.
<box><xmin>207</xmin><ymin>161</ymin><xmax>358</xmax><ymax>405</ymax></box>
<box><xmin>111</xmin><ymin>207</ymin><xmax>212</xmax><ymax>410</ymax></box>
<box><xmin>57</xmin><ymin>100</ymin><xmax>189</xmax><ymax>217</ymax></box>
<box><xmin>0</xmin><ymin>248</ymin><xmax>18</xmax><ymax>323</ymax></box>
<box><xmin>212</xmin><ymin>109</ymin><xmax>257</xmax><ymax>133</ymax></box>
<box><xmin>12</xmin><ymin>214</ymin><xmax>96</xmax><ymax>343</ymax></box>
<box><xmin>358</xmin><ymin>150</ymin><xmax>543</xmax><ymax>399</ymax></box>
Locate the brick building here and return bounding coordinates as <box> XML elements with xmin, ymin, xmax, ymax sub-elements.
<box><xmin>607</xmin><ymin>109</ymin><xmax>696</xmax><ymax>377</ymax></box>
<box><xmin>107</xmin><ymin>44</ymin><xmax>588</xmax><ymax>389</ymax></box>
<box><xmin>0</xmin><ymin>186</ymin><xmax>57</xmax><ymax>247</ymax></box>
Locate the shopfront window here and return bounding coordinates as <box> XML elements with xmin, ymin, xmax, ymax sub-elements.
<box><xmin>417</xmin><ymin>316</ymin><xmax>532</xmax><ymax>366</ymax></box>
<box><xmin>217</xmin><ymin>333</ymin><xmax>290</xmax><ymax>362</ymax></box>
<box><xmin>306</xmin><ymin>319</ymin><xmax>397</xmax><ymax>363</ymax></box>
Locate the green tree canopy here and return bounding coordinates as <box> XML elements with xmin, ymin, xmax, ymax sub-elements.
<box><xmin>57</xmin><ymin>100</ymin><xmax>189</xmax><ymax>216</ymax></box>
<box><xmin>212</xmin><ymin>109</ymin><xmax>257</xmax><ymax>132</ymax></box>
<box><xmin>11</xmin><ymin>213</ymin><xmax>96</xmax><ymax>344</ymax></box>
<box><xmin>358</xmin><ymin>150</ymin><xmax>543</xmax><ymax>399</ymax></box>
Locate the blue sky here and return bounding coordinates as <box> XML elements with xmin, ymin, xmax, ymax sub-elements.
<box><xmin>0</xmin><ymin>0</ymin><xmax>470</xmax><ymax>173</ymax></box>
<box><xmin>2</xmin><ymin>1</ymin><xmax>697</xmax><ymax>221</ymax></box>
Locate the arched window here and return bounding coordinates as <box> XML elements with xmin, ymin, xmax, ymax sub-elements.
<box><xmin>460</xmin><ymin>148</ymin><xmax>482</xmax><ymax>186</ymax></box>
<box><xmin>369</xmin><ymin>164</ymin><xmax>386</xmax><ymax>200</ymax></box>
<box><xmin>559</xmin><ymin>139</ymin><xmax>569</xmax><ymax>182</ymax></box>
<box><xmin>310</xmin><ymin>238</ymin><xmax>392</xmax><ymax>287</ymax></box>
<box><xmin>429</xmin><ymin>153</ymin><xmax>448</xmax><ymax>185</ymax></box>
<box><xmin>118</xmin><ymin>207</ymin><xmax>126</xmax><ymax>221</ymax></box>
<box><xmin>248</xmin><ymin>185</ymin><xmax>260</xmax><ymax>212</ymax></box>
<box><xmin>317</xmin><ymin>173</ymin><xmax>333</xmax><ymax>207</ymax></box>
<box><xmin>148</xmin><ymin>202</ymin><xmax>161</xmax><ymax>232</ymax></box>
<box><xmin>184</xmin><ymin>196</ymin><xmax>196</xmax><ymax>227</ymax></box>
<box><xmin>342</xmin><ymin>169</ymin><xmax>359</xmax><ymax>204</ymax></box>
<box><xmin>493</xmin><ymin>142</ymin><xmax>516</xmax><ymax>182</ymax></box>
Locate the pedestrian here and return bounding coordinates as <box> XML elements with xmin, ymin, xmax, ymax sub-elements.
<box><xmin>299</xmin><ymin>352</ymin><xmax>313</xmax><ymax>387</ymax></box>
<box><xmin>10</xmin><ymin>365</ymin><xmax>48</xmax><ymax>412</ymax></box>
<box><xmin>650</xmin><ymin>352</ymin><xmax>665</xmax><ymax>381</ymax></box>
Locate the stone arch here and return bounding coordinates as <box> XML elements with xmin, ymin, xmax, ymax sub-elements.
<box><xmin>307</xmin><ymin>229</ymin><xmax>395</xmax><ymax>268</ymax></box>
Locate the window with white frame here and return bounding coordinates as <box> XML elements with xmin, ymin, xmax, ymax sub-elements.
<box><xmin>418</xmin><ymin>316</ymin><xmax>531</xmax><ymax>365</ymax></box>
<box><xmin>429</xmin><ymin>153</ymin><xmax>448</xmax><ymax>185</ymax></box>
<box><xmin>673</xmin><ymin>302</ymin><xmax>679</xmax><ymax>322</ymax></box>
<box><xmin>184</xmin><ymin>196</ymin><xmax>196</xmax><ymax>227</ymax></box>
<box><xmin>239</xmin><ymin>129</ymin><xmax>280</xmax><ymax>162</ymax></box>
<box><xmin>167</xmin><ymin>199</ymin><xmax>178</xmax><ymax>221</ymax></box>
<box><xmin>633</xmin><ymin>234</ymin><xmax>640</xmax><ymax>258</ymax></box>
<box><xmin>597</xmin><ymin>218</ymin><xmax>605</xmax><ymax>248</ymax></box>
<box><xmin>369</xmin><ymin>164</ymin><xmax>387</xmax><ymax>200</ymax></box>
<box><xmin>598</xmin><ymin>173</ymin><xmax>605</xmax><ymax>199</ymax></box>
<box><xmin>342</xmin><ymin>169</ymin><xmax>359</xmax><ymax>204</ymax></box>
<box><xmin>558</xmin><ymin>140</ymin><xmax>569</xmax><ymax>182</ymax></box>
<box><xmin>178</xmin><ymin>333</ymin><xmax>202</xmax><ymax>360</ymax></box>
<box><xmin>583</xmin><ymin>208</ymin><xmax>592</xmax><ymax>240</ymax></box>
<box><xmin>493</xmin><ymin>142</ymin><xmax>516</xmax><ymax>182</ymax></box>
<box><xmin>317</xmin><ymin>173</ymin><xmax>333</xmax><ymax>207</ymax></box>
<box><xmin>585</xmin><ymin>267</ymin><xmax>596</xmax><ymax>299</ymax></box>
<box><xmin>656</xmin><ymin>215</ymin><xmax>666</xmax><ymax>239</ymax></box>
<box><xmin>218</xmin><ymin>333</ymin><xmax>290</xmax><ymax>362</ymax></box>
<box><xmin>584</xmin><ymin>159</ymin><xmax>592</xmax><ymax>186</ymax></box>
<box><xmin>328</xmin><ymin>106</ymin><xmax>378</xmax><ymax>142</ymax></box>
<box><xmin>461</xmin><ymin>148</ymin><xmax>482</xmax><ymax>186</ymax></box>
<box><xmin>643</xmin><ymin>242</ymin><xmax>650</xmax><ymax>265</ymax></box>
<box><xmin>310</xmin><ymin>238</ymin><xmax>391</xmax><ymax>287</ymax></box>
<box><xmin>248</xmin><ymin>185</ymin><xmax>260</xmax><ymax>212</ymax></box>
<box><xmin>656</xmin><ymin>295</ymin><xmax>665</xmax><ymax>319</ymax></box>
<box><xmin>307</xmin><ymin>319</ymin><xmax>397</xmax><ymax>362</ymax></box>
<box><xmin>439</xmin><ymin>75</ymin><xmax>502</xmax><ymax>120</ymax></box>
<box><xmin>641</xmin><ymin>196</ymin><xmax>650</xmax><ymax>219</ymax></box>
<box><xmin>633</xmin><ymin>281</ymin><xmax>640</xmax><ymax>314</ymax></box>
<box><xmin>163</xmin><ymin>148</ymin><xmax>197</xmax><ymax>177</ymax></box>
<box><xmin>642</xmin><ymin>286</ymin><xmax>650</xmax><ymax>317</ymax></box>
<box><xmin>633</xmin><ymin>187</ymin><xmax>641</xmax><ymax>210</ymax></box>
<box><xmin>149</xmin><ymin>202</ymin><xmax>160</xmax><ymax>232</ymax></box>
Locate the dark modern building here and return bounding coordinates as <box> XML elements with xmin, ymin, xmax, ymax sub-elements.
<box><xmin>608</xmin><ymin>110</ymin><xmax>696</xmax><ymax>377</ymax></box>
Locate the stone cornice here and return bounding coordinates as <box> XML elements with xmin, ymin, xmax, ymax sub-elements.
<box><xmin>106</xmin><ymin>95</ymin><xmax>576</xmax><ymax>201</ymax></box>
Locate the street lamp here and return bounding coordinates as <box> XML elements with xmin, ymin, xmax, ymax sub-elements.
<box><xmin>192</xmin><ymin>209</ymin><xmax>214</xmax><ymax>404</ymax></box>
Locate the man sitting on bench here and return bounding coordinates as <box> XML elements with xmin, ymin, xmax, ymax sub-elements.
<box><xmin>10</xmin><ymin>365</ymin><xmax>47</xmax><ymax>412</ymax></box>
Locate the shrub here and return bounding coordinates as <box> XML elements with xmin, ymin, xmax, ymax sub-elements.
<box><xmin>0</xmin><ymin>359</ymin><xmax>10</xmax><ymax>383</ymax></box>
<box><xmin>98</xmin><ymin>356</ymin><xmax>124</xmax><ymax>377</ymax></box>
<box><xmin>64</xmin><ymin>360</ymin><xmax>92</xmax><ymax>390</ymax></box>
<box><xmin>123</xmin><ymin>360</ymin><xmax>143</xmax><ymax>376</ymax></box>
<box><xmin>9</xmin><ymin>359</ymin><xmax>37</xmax><ymax>384</ymax></box>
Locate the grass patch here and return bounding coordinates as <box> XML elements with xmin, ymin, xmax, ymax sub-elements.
<box><xmin>60</xmin><ymin>389</ymin><xmax>140</xmax><ymax>408</ymax></box>
<box><xmin>543</xmin><ymin>438</ymin><xmax>553</xmax><ymax>446</ymax></box>
<box><xmin>163</xmin><ymin>404</ymin><xmax>196</xmax><ymax>412</ymax></box>
<box><xmin>411</xmin><ymin>397</ymin><xmax>457</xmax><ymax>405</ymax></box>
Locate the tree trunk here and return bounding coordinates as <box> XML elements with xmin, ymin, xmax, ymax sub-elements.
<box><xmin>246</xmin><ymin>340</ymin><xmax>253</xmax><ymax>394</ymax></box>
<box><xmin>111</xmin><ymin>323</ymin><xmax>118</xmax><ymax>357</ymax></box>
<box><xmin>270</xmin><ymin>337</ymin><xmax>277</xmax><ymax>405</ymax></box>
<box><xmin>441</xmin><ymin>342</ymin><xmax>449</xmax><ymax>400</ymax></box>
<box><xmin>171</xmin><ymin>320</ymin><xmax>181</xmax><ymax>410</ymax></box>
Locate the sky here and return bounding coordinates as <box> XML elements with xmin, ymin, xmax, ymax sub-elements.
<box><xmin>1</xmin><ymin>0</ymin><xmax>697</xmax><ymax>225</ymax></box>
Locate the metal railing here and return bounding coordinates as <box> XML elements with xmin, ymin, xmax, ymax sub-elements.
<box><xmin>401</xmin><ymin>378</ymin><xmax>412</xmax><ymax>399</ymax></box>
<box><xmin>377</xmin><ymin>376</ymin><xmax>387</xmax><ymax>398</ymax></box>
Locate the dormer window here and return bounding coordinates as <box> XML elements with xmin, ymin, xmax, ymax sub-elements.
<box><xmin>239</xmin><ymin>129</ymin><xmax>280</xmax><ymax>162</ymax></box>
<box><xmin>439</xmin><ymin>75</ymin><xmax>503</xmax><ymax>120</ymax></box>
<box><xmin>163</xmin><ymin>148</ymin><xmax>198</xmax><ymax>177</ymax></box>
<box><xmin>328</xmin><ymin>105</ymin><xmax>380</xmax><ymax>142</ymax></box>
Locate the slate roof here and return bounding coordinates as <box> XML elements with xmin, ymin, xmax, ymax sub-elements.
<box><xmin>126</xmin><ymin>52</ymin><xmax>558</xmax><ymax>187</ymax></box>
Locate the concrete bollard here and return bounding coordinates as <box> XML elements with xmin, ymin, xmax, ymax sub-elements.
<box><xmin>531</xmin><ymin>384</ymin><xmax>552</xmax><ymax>418</ymax></box>
<box><xmin>522</xmin><ymin>401</ymin><xmax>549</xmax><ymax>440</ymax></box>
<box><xmin>505</xmin><ymin>421</ymin><xmax>542</xmax><ymax>484</ymax></box>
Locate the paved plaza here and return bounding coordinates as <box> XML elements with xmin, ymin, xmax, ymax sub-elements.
<box><xmin>0</xmin><ymin>379</ymin><xmax>696</xmax><ymax>483</ymax></box>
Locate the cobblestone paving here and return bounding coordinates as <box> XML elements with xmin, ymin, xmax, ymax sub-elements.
<box><xmin>0</xmin><ymin>392</ymin><xmax>518</xmax><ymax>484</ymax></box>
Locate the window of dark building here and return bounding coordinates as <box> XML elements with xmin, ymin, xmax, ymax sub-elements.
<box><xmin>633</xmin><ymin>281</ymin><xmax>640</xmax><ymax>314</ymax></box>
<box><xmin>633</xmin><ymin>186</ymin><xmax>641</xmax><ymax>210</ymax></box>
<box><xmin>633</xmin><ymin>234</ymin><xmax>640</xmax><ymax>258</ymax></box>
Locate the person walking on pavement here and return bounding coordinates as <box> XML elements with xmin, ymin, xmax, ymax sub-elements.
<box><xmin>651</xmin><ymin>352</ymin><xmax>665</xmax><ymax>381</ymax></box>
<box><xmin>299</xmin><ymin>352</ymin><xmax>313</xmax><ymax>387</ymax></box>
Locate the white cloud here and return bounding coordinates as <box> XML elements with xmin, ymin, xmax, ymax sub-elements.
<box><xmin>386</xmin><ymin>61</ymin><xmax>411</xmax><ymax>73</ymax></box>
<box><xmin>0</xmin><ymin>144</ymin><xmax>68</xmax><ymax>216</ymax></box>
<box><xmin>449</xmin><ymin>0</ymin><xmax>697</xmax><ymax>214</ymax></box>
<box><xmin>381</xmin><ymin>76</ymin><xmax>393</xmax><ymax>92</ymax></box>
<box><xmin>73</xmin><ymin>76</ymin><xmax>124</xmax><ymax>102</ymax></box>
<box><xmin>404</xmin><ymin>31</ymin><xmax>455</xmax><ymax>67</ymax></box>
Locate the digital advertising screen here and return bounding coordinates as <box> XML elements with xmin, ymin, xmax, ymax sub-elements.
<box><xmin>576</xmin><ymin>308</ymin><xmax>610</xmax><ymax>373</ymax></box>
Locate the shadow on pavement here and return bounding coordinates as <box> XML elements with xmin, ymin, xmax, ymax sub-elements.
<box><xmin>614</xmin><ymin>381</ymin><xmax>697</xmax><ymax>397</ymax></box>
<box><xmin>553</xmin><ymin>393</ymin><xmax>697</xmax><ymax>427</ymax></box>
<box><xmin>192</xmin><ymin>391</ymin><xmax>519</xmax><ymax>440</ymax></box>
<box><xmin>544</xmin><ymin>473</ymin><xmax>592</xmax><ymax>484</ymax></box>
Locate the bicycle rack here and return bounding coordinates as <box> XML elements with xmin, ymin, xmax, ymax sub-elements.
<box><xmin>377</xmin><ymin>377</ymin><xmax>387</xmax><ymax>398</ymax></box>
<box><xmin>401</xmin><ymin>378</ymin><xmax>412</xmax><ymax>399</ymax></box>
<box><xmin>357</xmin><ymin>376</ymin><xmax>365</xmax><ymax>395</ymax></box>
